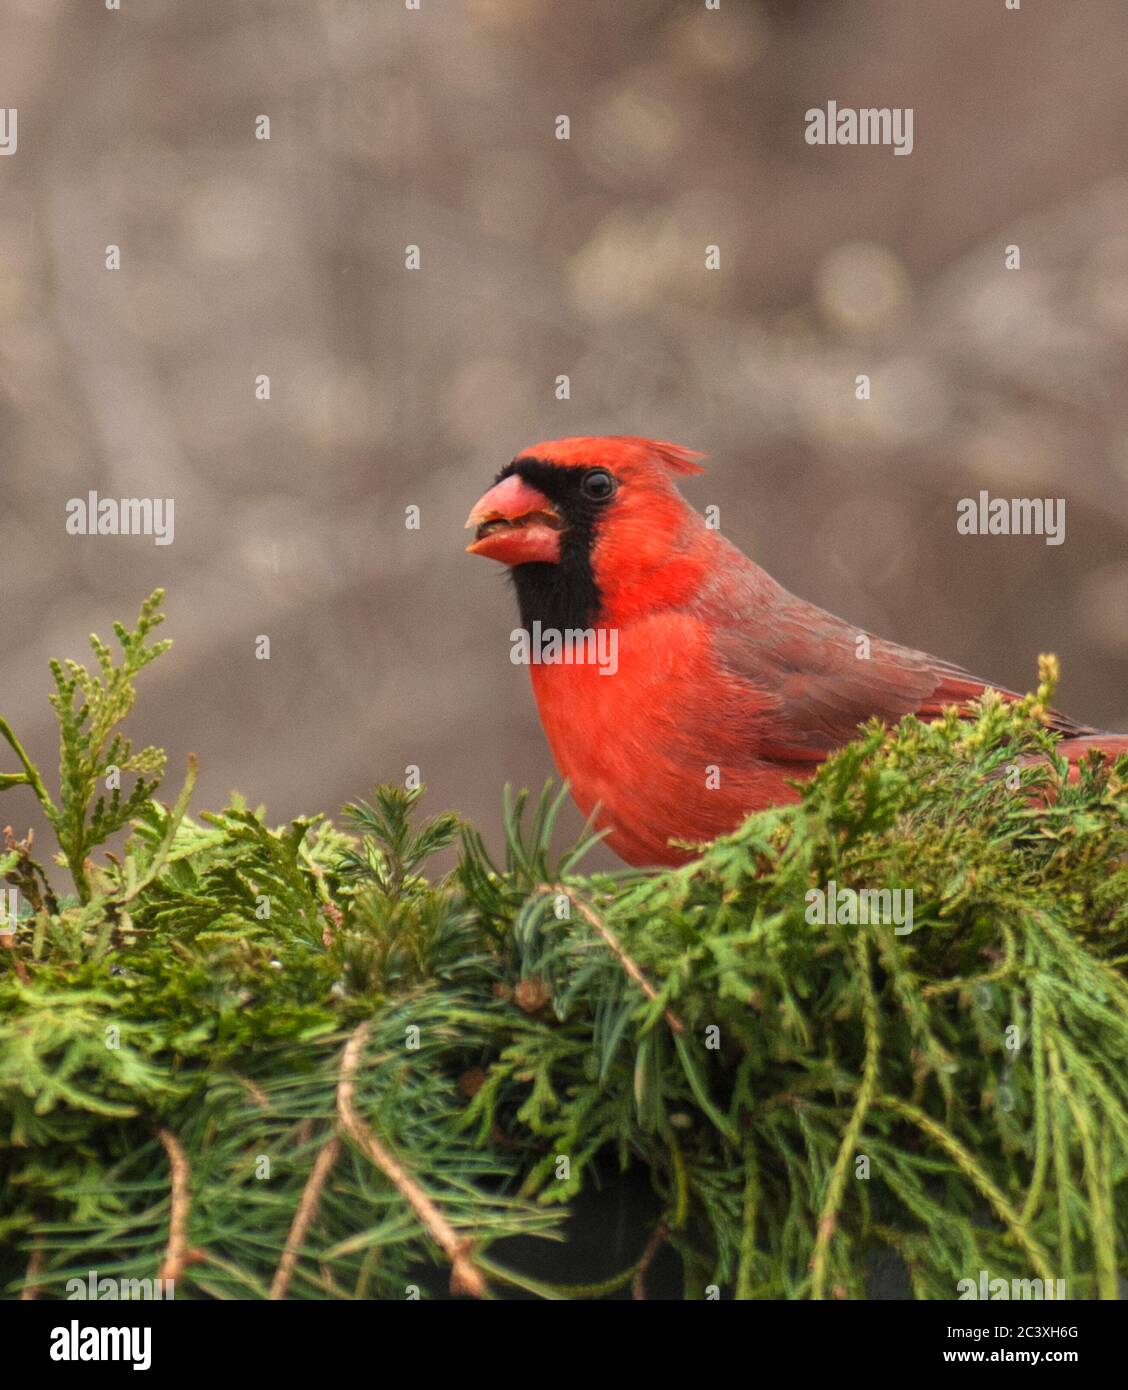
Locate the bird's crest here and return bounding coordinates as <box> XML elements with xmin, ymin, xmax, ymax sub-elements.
<box><xmin>645</xmin><ymin>439</ymin><xmax>708</xmax><ymax>476</ymax></box>
<box><xmin>515</xmin><ymin>435</ymin><xmax>707</xmax><ymax>477</ymax></box>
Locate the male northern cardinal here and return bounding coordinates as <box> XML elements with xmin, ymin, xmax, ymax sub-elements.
<box><xmin>466</xmin><ymin>436</ymin><xmax>1127</xmax><ymax>867</ymax></box>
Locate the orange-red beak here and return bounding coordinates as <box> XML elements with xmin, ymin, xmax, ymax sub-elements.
<box><xmin>465</xmin><ymin>473</ymin><xmax>562</xmax><ymax>565</ymax></box>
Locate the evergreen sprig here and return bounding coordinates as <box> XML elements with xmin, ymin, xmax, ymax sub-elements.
<box><xmin>0</xmin><ymin>589</ymin><xmax>171</xmax><ymax>904</ymax></box>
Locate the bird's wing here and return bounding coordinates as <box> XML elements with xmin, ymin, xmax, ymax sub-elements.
<box><xmin>706</xmin><ymin>578</ymin><xmax>1093</xmax><ymax>763</ymax></box>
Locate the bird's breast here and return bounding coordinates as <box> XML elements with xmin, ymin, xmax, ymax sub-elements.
<box><xmin>526</xmin><ymin>611</ymin><xmax>801</xmax><ymax>865</ymax></box>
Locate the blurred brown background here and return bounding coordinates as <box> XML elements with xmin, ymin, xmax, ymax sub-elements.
<box><xmin>2</xmin><ymin>0</ymin><xmax>1127</xmax><ymax>870</ymax></box>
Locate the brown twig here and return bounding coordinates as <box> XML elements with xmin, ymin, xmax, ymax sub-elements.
<box><xmin>157</xmin><ymin>1128</ymin><xmax>191</xmax><ymax>1286</ymax></box>
<box><xmin>336</xmin><ymin>1022</ymin><xmax>487</xmax><ymax>1298</ymax></box>
<box><xmin>270</xmin><ymin>1136</ymin><xmax>341</xmax><ymax>1300</ymax></box>
<box><xmin>1</xmin><ymin>931</ymin><xmax>30</xmax><ymax>983</ymax></box>
<box><xmin>20</xmin><ymin>1241</ymin><xmax>44</xmax><ymax>1300</ymax></box>
<box><xmin>235</xmin><ymin>1074</ymin><xmax>270</xmax><ymax>1108</ymax></box>
<box><xmin>631</xmin><ymin>1223</ymin><xmax>668</xmax><ymax>1300</ymax></box>
<box><xmin>319</xmin><ymin>1263</ymin><xmax>349</xmax><ymax>1298</ymax></box>
<box><xmin>542</xmin><ymin>883</ymin><xmax>685</xmax><ymax>1034</ymax></box>
<box><xmin>3</xmin><ymin>824</ymin><xmax>60</xmax><ymax>916</ymax></box>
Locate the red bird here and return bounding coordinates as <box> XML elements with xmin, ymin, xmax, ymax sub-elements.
<box><xmin>466</xmin><ymin>436</ymin><xmax>1127</xmax><ymax>867</ymax></box>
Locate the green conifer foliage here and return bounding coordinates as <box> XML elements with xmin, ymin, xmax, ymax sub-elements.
<box><xmin>2</xmin><ymin>593</ymin><xmax>1125</xmax><ymax>1299</ymax></box>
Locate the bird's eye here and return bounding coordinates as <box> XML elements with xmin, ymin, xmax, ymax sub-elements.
<box><xmin>581</xmin><ymin>469</ymin><xmax>616</xmax><ymax>501</ymax></box>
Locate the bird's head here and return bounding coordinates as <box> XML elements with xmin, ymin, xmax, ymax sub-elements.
<box><xmin>465</xmin><ymin>436</ymin><xmax>707</xmax><ymax>629</ymax></box>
